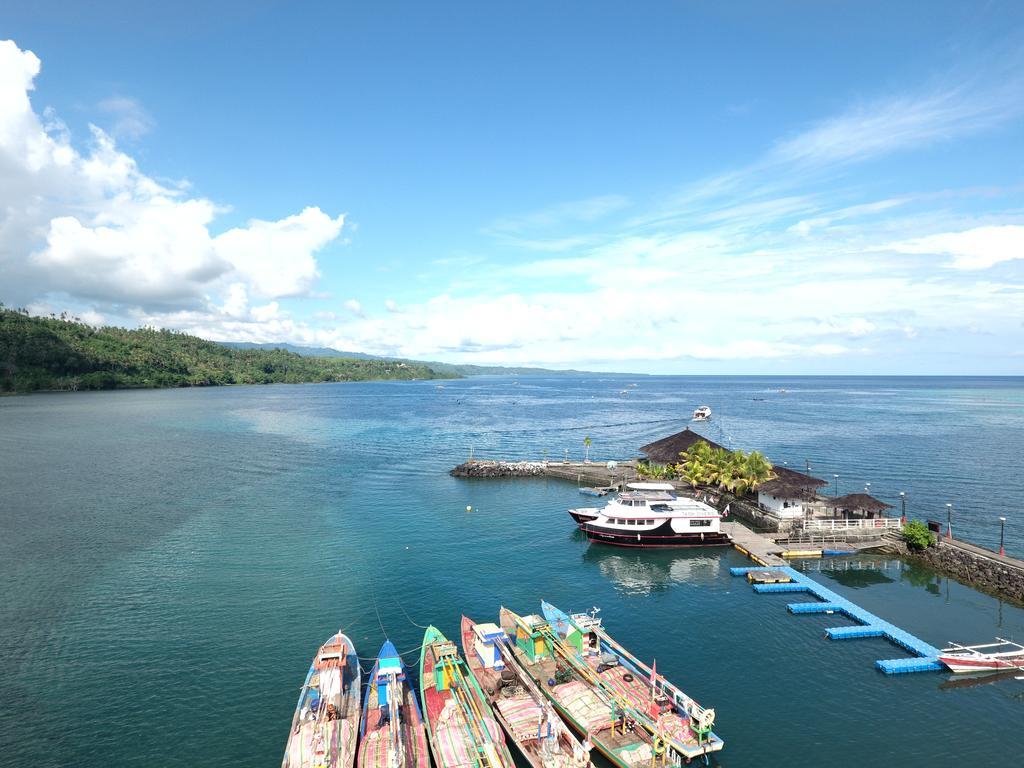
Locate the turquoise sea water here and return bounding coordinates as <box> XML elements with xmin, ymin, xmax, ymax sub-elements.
<box><xmin>2</xmin><ymin>376</ymin><xmax>1023</xmax><ymax>767</ymax></box>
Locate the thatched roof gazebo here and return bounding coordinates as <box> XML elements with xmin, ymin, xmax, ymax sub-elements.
<box><xmin>828</xmin><ymin>493</ymin><xmax>894</xmax><ymax>519</ymax></box>
<box><xmin>638</xmin><ymin>428</ymin><xmax>726</xmax><ymax>464</ymax></box>
<box><xmin>757</xmin><ymin>466</ymin><xmax>828</xmax><ymax>498</ymax></box>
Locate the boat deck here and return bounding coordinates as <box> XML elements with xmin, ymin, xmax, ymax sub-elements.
<box><xmin>731</xmin><ymin>565</ymin><xmax>944</xmax><ymax>674</ymax></box>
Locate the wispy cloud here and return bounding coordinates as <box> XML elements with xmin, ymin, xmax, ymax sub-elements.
<box><xmin>96</xmin><ymin>96</ymin><xmax>154</xmax><ymax>141</ymax></box>
<box><xmin>487</xmin><ymin>194</ymin><xmax>629</xmax><ymax>234</ymax></box>
<box><xmin>640</xmin><ymin>57</ymin><xmax>1024</xmax><ymax>232</ymax></box>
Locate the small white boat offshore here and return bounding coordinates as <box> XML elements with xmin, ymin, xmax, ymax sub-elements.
<box><xmin>691</xmin><ymin>406</ymin><xmax>711</xmax><ymax>422</ymax></box>
<box><xmin>283</xmin><ymin>631</ymin><xmax>362</xmax><ymax>768</ymax></box>
<box><xmin>568</xmin><ymin>483</ymin><xmax>731</xmax><ymax>548</ymax></box>
<box><xmin>939</xmin><ymin>638</ymin><xmax>1024</xmax><ymax>674</ymax></box>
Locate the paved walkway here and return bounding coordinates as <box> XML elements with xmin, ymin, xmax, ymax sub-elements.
<box><xmin>943</xmin><ymin>535</ymin><xmax>1024</xmax><ymax>571</ymax></box>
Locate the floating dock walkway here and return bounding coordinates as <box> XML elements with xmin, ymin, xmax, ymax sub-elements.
<box><xmin>730</xmin><ymin>565</ymin><xmax>944</xmax><ymax>674</ymax></box>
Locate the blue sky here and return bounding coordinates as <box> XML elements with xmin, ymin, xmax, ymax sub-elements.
<box><xmin>1</xmin><ymin>1</ymin><xmax>1023</xmax><ymax>373</ymax></box>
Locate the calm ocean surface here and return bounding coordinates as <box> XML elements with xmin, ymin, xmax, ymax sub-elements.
<box><xmin>1</xmin><ymin>375</ymin><xmax>1023</xmax><ymax>767</ymax></box>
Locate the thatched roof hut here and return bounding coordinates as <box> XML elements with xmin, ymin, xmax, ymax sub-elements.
<box><xmin>757</xmin><ymin>467</ymin><xmax>828</xmax><ymax>499</ymax></box>
<box><xmin>828</xmin><ymin>493</ymin><xmax>894</xmax><ymax>517</ymax></box>
<box><xmin>638</xmin><ymin>428</ymin><xmax>726</xmax><ymax>464</ymax></box>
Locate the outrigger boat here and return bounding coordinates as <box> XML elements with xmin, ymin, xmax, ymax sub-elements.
<box><xmin>283</xmin><ymin>631</ymin><xmax>362</xmax><ymax>768</ymax></box>
<box><xmin>939</xmin><ymin>638</ymin><xmax>1024</xmax><ymax>674</ymax></box>
<box><xmin>540</xmin><ymin>602</ymin><xmax>722</xmax><ymax>763</ymax></box>
<box><xmin>461</xmin><ymin>616</ymin><xmax>594</xmax><ymax>768</ymax></box>
<box><xmin>500</xmin><ymin>607</ymin><xmax>691</xmax><ymax>768</ymax></box>
<box><xmin>358</xmin><ymin>640</ymin><xmax>430</xmax><ymax>768</ymax></box>
<box><xmin>419</xmin><ymin>625</ymin><xmax>516</xmax><ymax>768</ymax></box>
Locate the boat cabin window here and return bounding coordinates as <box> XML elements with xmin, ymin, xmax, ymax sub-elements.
<box><xmin>690</xmin><ymin>519</ymin><xmax>712</xmax><ymax>527</ymax></box>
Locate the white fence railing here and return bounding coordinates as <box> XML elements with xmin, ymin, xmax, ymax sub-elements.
<box><xmin>803</xmin><ymin>518</ymin><xmax>903</xmax><ymax>531</ymax></box>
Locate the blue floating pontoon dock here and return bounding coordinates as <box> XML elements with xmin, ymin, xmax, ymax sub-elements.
<box><xmin>730</xmin><ymin>565</ymin><xmax>944</xmax><ymax>674</ymax></box>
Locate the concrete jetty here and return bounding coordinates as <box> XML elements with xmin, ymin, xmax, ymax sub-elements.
<box><xmin>730</xmin><ymin>565</ymin><xmax>944</xmax><ymax>674</ymax></box>
<box><xmin>722</xmin><ymin>521</ymin><xmax>787</xmax><ymax>566</ymax></box>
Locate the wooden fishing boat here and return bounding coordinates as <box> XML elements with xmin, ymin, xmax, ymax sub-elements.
<box><xmin>499</xmin><ymin>607</ymin><xmax>661</xmax><ymax>768</ymax></box>
<box><xmin>461</xmin><ymin>616</ymin><xmax>594</xmax><ymax>768</ymax></box>
<box><xmin>283</xmin><ymin>631</ymin><xmax>362</xmax><ymax>768</ymax></box>
<box><xmin>358</xmin><ymin>640</ymin><xmax>430</xmax><ymax>768</ymax></box>
<box><xmin>540</xmin><ymin>601</ymin><xmax>723</xmax><ymax>762</ymax></box>
<box><xmin>419</xmin><ymin>625</ymin><xmax>516</xmax><ymax>768</ymax></box>
<box><xmin>939</xmin><ymin>638</ymin><xmax>1024</xmax><ymax>674</ymax></box>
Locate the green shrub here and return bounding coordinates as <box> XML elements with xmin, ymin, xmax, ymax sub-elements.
<box><xmin>901</xmin><ymin>520</ymin><xmax>935</xmax><ymax>550</ymax></box>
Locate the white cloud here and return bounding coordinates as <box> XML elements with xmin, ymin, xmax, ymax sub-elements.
<box><xmin>886</xmin><ymin>225</ymin><xmax>1024</xmax><ymax>270</ymax></box>
<box><xmin>0</xmin><ymin>39</ymin><xmax>344</xmax><ymax>314</ymax></box>
<box><xmin>2</xmin><ymin>39</ymin><xmax>1021</xmax><ymax>373</ymax></box>
<box><xmin>96</xmin><ymin>96</ymin><xmax>154</xmax><ymax>140</ymax></box>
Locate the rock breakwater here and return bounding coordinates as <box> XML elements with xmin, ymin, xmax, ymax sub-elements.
<box><xmin>450</xmin><ymin>460</ymin><xmax>547</xmax><ymax>478</ymax></box>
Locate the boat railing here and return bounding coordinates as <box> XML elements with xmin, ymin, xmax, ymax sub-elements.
<box><xmin>941</xmin><ymin>638</ymin><xmax>1024</xmax><ymax>654</ymax></box>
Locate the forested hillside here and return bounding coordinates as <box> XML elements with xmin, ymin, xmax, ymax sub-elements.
<box><xmin>0</xmin><ymin>306</ymin><xmax>446</xmax><ymax>392</ymax></box>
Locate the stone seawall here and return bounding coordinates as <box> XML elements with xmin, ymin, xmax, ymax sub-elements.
<box><xmin>885</xmin><ymin>537</ymin><xmax>1024</xmax><ymax>605</ymax></box>
<box><xmin>450</xmin><ymin>460</ymin><xmax>547</xmax><ymax>478</ymax></box>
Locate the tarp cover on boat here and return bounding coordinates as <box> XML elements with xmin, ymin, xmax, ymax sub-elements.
<box><xmin>550</xmin><ymin>681</ymin><xmax>611</xmax><ymax>732</ymax></box>
<box><xmin>494</xmin><ymin>696</ymin><xmax>543</xmax><ymax>741</ymax></box>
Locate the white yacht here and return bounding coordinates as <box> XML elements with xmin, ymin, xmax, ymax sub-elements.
<box><xmin>692</xmin><ymin>405</ymin><xmax>712</xmax><ymax>421</ymax></box>
<box><xmin>568</xmin><ymin>482</ymin><xmax>731</xmax><ymax>547</ymax></box>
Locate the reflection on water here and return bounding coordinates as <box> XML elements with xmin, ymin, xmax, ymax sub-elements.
<box><xmin>797</xmin><ymin>556</ymin><xmax>947</xmax><ymax>596</ymax></box>
<box><xmin>815</xmin><ymin>562</ymin><xmax>896</xmax><ymax>589</ymax></box>
<box><xmin>900</xmin><ymin>561</ymin><xmax>944</xmax><ymax>597</ymax></box>
<box><xmin>938</xmin><ymin>670</ymin><xmax>1022</xmax><ymax>692</ymax></box>
<box><xmin>581</xmin><ymin>544</ymin><xmax>722</xmax><ymax>595</ymax></box>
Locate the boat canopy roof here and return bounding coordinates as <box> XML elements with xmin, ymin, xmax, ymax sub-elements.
<box><xmin>473</xmin><ymin>622</ymin><xmax>504</xmax><ymax>641</ymax></box>
<box><xmin>626</xmin><ymin>482</ymin><xmax>676</xmax><ymax>491</ymax></box>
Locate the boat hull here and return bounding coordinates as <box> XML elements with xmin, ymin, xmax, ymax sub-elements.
<box><xmin>568</xmin><ymin>509</ymin><xmax>599</xmax><ymax>524</ymax></box>
<box><xmin>283</xmin><ymin>632</ymin><xmax>362</xmax><ymax>768</ymax></box>
<box><xmin>358</xmin><ymin>640</ymin><xmax>429</xmax><ymax>768</ymax></box>
<box><xmin>540</xmin><ymin>602</ymin><xmax>724</xmax><ymax>760</ymax></box>
<box><xmin>940</xmin><ymin>655</ymin><xmax>1024</xmax><ymax>674</ymax></box>
<box><xmin>419</xmin><ymin>626</ymin><xmax>515</xmax><ymax>768</ymax></box>
<box><xmin>461</xmin><ymin>616</ymin><xmax>591</xmax><ymax>768</ymax></box>
<box><xmin>497</xmin><ymin>609</ymin><xmax>638</xmax><ymax>768</ymax></box>
<box><xmin>580</xmin><ymin>519</ymin><xmax>731</xmax><ymax>548</ymax></box>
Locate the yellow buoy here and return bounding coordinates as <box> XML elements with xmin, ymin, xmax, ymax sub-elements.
<box><xmin>466</xmin><ymin>505</ymin><xmax>472</xmax><ymax>512</ymax></box>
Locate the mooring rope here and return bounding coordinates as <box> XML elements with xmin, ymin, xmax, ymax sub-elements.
<box><xmin>371</xmin><ymin>582</ymin><xmax>390</xmax><ymax>639</ymax></box>
<box><xmin>392</xmin><ymin>595</ymin><xmax>431</xmax><ymax>630</ymax></box>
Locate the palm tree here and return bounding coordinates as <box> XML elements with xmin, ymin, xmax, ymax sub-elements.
<box><xmin>679</xmin><ymin>461</ymin><xmax>704</xmax><ymax>488</ymax></box>
<box><xmin>744</xmin><ymin>451</ymin><xmax>774</xmax><ymax>491</ymax></box>
<box><xmin>583</xmin><ymin>435</ymin><xmax>592</xmax><ymax>463</ymax></box>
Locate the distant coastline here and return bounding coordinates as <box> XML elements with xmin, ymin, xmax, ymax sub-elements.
<box><xmin>0</xmin><ymin>307</ymin><xmax>448</xmax><ymax>393</ymax></box>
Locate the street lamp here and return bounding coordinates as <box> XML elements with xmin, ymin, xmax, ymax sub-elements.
<box><xmin>946</xmin><ymin>503</ymin><xmax>953</xmax><ymax>540</ymax></box>
<box><xmin>899</xmin><ymin>491</ymin><xmax>906</xmax><ymax>525</ymax></box>
<box><xmin>833</xmin><ymin>474</ymin><xmax>839</xmax><ymax>498</ymax></box>
<box><xmin>806</xmin><ymin>458</ymin><xmax>811</xmax><ymax>474</ymax></box>
<box><xmin>999</xmin><ymin>517</ymin><xmax>1006</xmax><ymax>557</ymax></box>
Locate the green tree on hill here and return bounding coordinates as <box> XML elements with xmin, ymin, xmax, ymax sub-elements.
<box><xmin>0</xmin><ymin>307</ymin><xmax>449</xmax><ymax>393</ymax></box>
